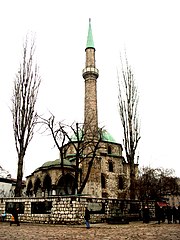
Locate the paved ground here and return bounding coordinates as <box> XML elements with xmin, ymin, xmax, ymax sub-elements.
<box><xmin>0</xmin><ymin>221</ymin><xmax>180</xmax><ymax>240</ymax></box>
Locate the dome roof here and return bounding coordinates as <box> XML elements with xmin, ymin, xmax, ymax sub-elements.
<box><xmin>38</xmin><ymin>158</ymin><xmax>75</xmax><ymax>170</ymax></box>
<box><xmin>101</xmin><ymin>130</ymin><xmax>116</xmax><ymax>143</ymax></box>
<box><xmin>71</xmin><ymin>129</ymin><xmax>116</xmax><ymax>143</ymax></box>
<box><xmin>36</xmin><ymin>130</ymin><xmax>116</xmax><ymax>172</ymax></box>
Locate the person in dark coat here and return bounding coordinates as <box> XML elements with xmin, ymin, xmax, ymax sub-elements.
<box><xmin>155</xmin><ymin>203</ymin><xmax>161</xmax><ymax>224</ymax></box>
<box><xmin>178</xmin><ymin>205</ymin><xmax>180</xmax><ymax>224</ymax></box>
<box><xmin>166</xmin><ymin>205</ymin><xmax>172</xmax><ymax>224</ymax></box>
<box><xmin>143</xmin><ymin>205</ymin><xmax>150</xmax><ymax>223</ymax></box>
<box><xmin>161</xmin><ymin>206</ymin><xmax>166</xmax><ymax>223</ymax></box>
<box><xmin>84</xmin><ymin>207</ymin><xmax>90</xmax><ymax>229</ymax></box>
<box><xmin>172</xmin><ymin>206</ymin><xmax>178</xmax><ymax>223</ymax></box>
<box><xmin>10</xmin><ymin>206</ymin><xmax>20</xmax><ymax>226</ymax></box>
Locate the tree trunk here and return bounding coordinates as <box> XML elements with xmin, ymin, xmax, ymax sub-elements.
<box><xmin>130</xmin><ymin>163</ymin><xmax>135</xmax><ymax>199</ymax></box>
<box><xmin>15</xmin><ymin>154</ymin><xmax>24</xmax><ymax>197</ymax></box>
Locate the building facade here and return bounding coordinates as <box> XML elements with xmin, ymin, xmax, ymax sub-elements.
<box><xmin>26</xmin><ymin>20</ymin><xmax>138</xmax><ymax>199</ymax></box>
<box><xmin>0</xmin><ymin>166</ymin><xmax>26</xmax><ymax>197</ymax></box>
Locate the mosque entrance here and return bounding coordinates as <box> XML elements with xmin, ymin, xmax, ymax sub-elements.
<box><xmin>56</xmin><ymin>174</ymin><xmax>75</xmax><ymax>195</ymax></box>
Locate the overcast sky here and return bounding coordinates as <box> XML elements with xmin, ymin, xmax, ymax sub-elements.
<box><xmin>0</xmin><ymin>0</ymin><xmax>180</xmax><ymax>178</ymax></box>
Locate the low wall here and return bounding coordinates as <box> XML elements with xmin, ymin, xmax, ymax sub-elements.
<box><xmin>0</xmin><ymin>196</ymin><xmax>155</xmax><ymax>224</ymax></box>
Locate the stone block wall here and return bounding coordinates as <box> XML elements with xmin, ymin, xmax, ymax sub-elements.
<box><xmin>0</xmin><ymin>196</ymin><xmax>155</xmax><ymax>224</ymax></box>
<box><xmin>0</xmin><ymin>196</ymin><xmax>107</xmax><ymax>224</ymax></box>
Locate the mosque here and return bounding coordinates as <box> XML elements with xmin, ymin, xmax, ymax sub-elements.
<box><xmin>26</xmin><ymin>20</ymin><xmax>138</xmax><ymax>199</ymax></box>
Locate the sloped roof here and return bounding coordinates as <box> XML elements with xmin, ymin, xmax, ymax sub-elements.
<box><xmin>0</xmin><ymin>165</ymin><xmax>11</xmax><ymax>179</ymax></box>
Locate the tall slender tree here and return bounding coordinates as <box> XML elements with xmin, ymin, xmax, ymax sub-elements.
<box><xmin>118</xmin><ymin>53</ymin><xmax>140</xmax><ymax>199</ymax></box>
<box><xmin>11</xmin><ymin>38</ymin><xmax>41</xmax><ymax>197</ymax></box>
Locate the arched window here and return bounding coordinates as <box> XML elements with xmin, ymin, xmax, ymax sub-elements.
<box><xmin>43</xmin><ymin>174</ymin><xmax>52</xmax><ymax>196</ymax></box>
<box><xmin>34</xmin><ymin>178</ymin><xmax>42</xmax><ymax>197</ymax></box>
<box><xmin>109</xmin><ymin>161</ymin><xmax>113</xmax><ymax>172</ymax></box>
<box><xmin>56</xmin><ymin>174</ymin><xmax>75</xmax><ymax>195</ymax></box>
<box><xmin>101</xmin><ymin>174</ymin><xmax>106</xmax><ymax>189</ymax></box>
<box><xmin>108</xmin><ymin>146</ymin><xmax>112</xmax><ymax>154</ymax></box>
<box><xmin>26</xmin><ymin>180</ymin><xmax>33</xmax><ymax>197</ymax></box>
<box><xmin>118</xmin><ymin>176</ymin><xmax>124</xmax><ymax>190</ymax></box>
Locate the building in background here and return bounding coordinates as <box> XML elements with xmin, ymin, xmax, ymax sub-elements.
<box><xmin>0</xmin><ymin>165</ymin><xmax>26</xmax><ymax>197</ymax></box>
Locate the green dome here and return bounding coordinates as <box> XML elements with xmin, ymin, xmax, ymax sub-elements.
<box><xmin>71</xmin><ymin>129</ymin><xmax>116</xmax><ymax>143</ymax></box>
<box><xmin>101</xmin><ymin>130</ymin><xmax>116</xmax><ymax>143</ymax></box>
<box><xmin>37</xmin><ymin>130</ymin><xmax>116</xmax><ymax>172</ymax></box>
<box><xmin>41</xmin><ymin>159</ymin><xmax>60</xmax><ymax>167</ymax></box>
<box><xmin>40</xmin><ymin>158</ymin><xmax>74</xmax><ymax>168</ymax></box>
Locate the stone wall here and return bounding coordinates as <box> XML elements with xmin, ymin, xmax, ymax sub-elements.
<box><xmin>0</xmin><ymin>196</ymin><xmax>155</xmax><ymax>224</ymax></box>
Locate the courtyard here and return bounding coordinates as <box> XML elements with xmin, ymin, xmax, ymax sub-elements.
<box><xmin>0</xmin><ymin>221</ymin><xmax>180</xmax><ymax>240</ymax></box>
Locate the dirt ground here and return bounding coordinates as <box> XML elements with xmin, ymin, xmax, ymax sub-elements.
<box><xmin>0</xmin><ymin>221</ymin><xmax>180</xmax><ymax>240</ymax></box>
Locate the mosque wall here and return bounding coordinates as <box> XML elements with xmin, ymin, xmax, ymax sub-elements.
<box><xmin>0</xmin><ymin>196</ymin><xmax>155</xmax><ymax>224</ymax></box>
<box><xmin>25</xmin><ymin>140</ymin><xmax>136</xmax><ymax>199</ymax></box>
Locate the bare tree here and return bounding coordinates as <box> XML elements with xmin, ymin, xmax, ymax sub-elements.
<box><xmin>39</xmin><ymin>114</ymin><xmax>103</xmax><ymax>195</ymax></box>
<box><xmin>118</xmin><ymin>53</ymin><xmax>140</xmax><ymax>199</ymax></box>
<box><xmin>68</xmin><ymin>121</ymin><xmax>103</xmax><ymax>195</ymax></box>
<box><xmin>11</xmin><ymin>38</ymin><xmax>41</xmax><ymax>197</ymax></box>
<box><xmin>135</xmin><ymin>167</ymin><xmax>179</xmax><ymax>200</ymax></box>
<box><xmin>38</xmin><ymin>115</ymin><xmax>69</xmax><ymax>194</ymax></box>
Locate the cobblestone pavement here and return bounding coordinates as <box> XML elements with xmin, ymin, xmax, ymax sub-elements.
<box><xmin>0</xmin><ymin>222</ymin><xmax>180</xmax><ymax>240</ymax></box>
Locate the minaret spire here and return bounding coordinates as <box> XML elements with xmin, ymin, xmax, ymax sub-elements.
<box><xmin>82</xmin><ymin>19</ymin><xmax>99</xmax><ymax>139</ymax></box>
<box><xmin>86</xmin><ymin>18</ymin><xmax>94</xmax><ymax>49</ymax></box>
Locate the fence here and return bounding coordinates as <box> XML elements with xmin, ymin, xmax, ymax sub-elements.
<box><xmin>0</xmin><ymin>196</ymin><xmax>155</xmax><ymax>224</ymax></box>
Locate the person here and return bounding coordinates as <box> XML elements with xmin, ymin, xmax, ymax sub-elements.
<box><xmin>166</xmin><ymin>205</ymin><xmax>172</xmax><ymax>224</ymax></box>
<box><xmin>143</xmin><ymin>205</ymin><xmax>150</xmax><ymax>223</ymax></box>
<box><xmin>10</xmin><ymin>206</ymin><xmax>20</xmax><ymax>226</ymax></box>
<box><xmin>178</xmin><ymin>205</ymin><xmax>180</xmax><ymax>224</ymax></box>
<box><xmin>161</xmin><ymin>206</ymin><xmax>166</xmax><ymax>223</ymax></box>
<box><xmin>172</xmin><ymin>206</ymin><xmax>178</xmax><ymax>223</ymax></box>
<box><xmin>84</xmin><ymin>207</ymin><xmax>90</xmax><ymax>229</ymax></box>
<box><xmin>1</xmin><ymin>211</ymin><xmax>6</xmax><ymax>222</ymax></box>
<box><xmin>155</xmin><ymin>203</ymin><xmax>161</xmax><ymax>224</ymax></box>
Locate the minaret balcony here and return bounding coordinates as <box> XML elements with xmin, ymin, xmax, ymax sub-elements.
<box><xmin>82</xmin><ymin>67</ymin><xmax>99</xmax><ymax>78</ymax></box>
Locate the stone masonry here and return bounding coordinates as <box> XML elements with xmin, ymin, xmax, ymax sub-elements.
<box><xmin>0</xmin><ymin>196</ymin><xmax>155</xmax><ymax>225</ymax></box>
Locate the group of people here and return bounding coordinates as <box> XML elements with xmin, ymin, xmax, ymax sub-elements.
<box><xmin>142</xmin><ymin>203</ymin><xmax>180</xmax><ymax>224</ymax></box>
<box><xmin>86</xmin><ymin>203</ymin><xmax>180</xmax><ymax>227</ymax></box>
<box><xmin>155</xmin><ymin>204</ymin><xmax>180</xmax><ymax>224</ymax></box>
<box><xmin>0</xmin><ymin>206</ymin><xmax>20</xmax><ymax>226</ymax></box>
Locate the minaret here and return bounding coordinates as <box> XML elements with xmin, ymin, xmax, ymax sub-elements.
<box><xmin>81</xmin><ymin>19</ymin><xmax>101</xmax><ymax>197</ymax></box>
<box><xmin>82</xmin><ymin>19</ymin><xmax>99</xmax><ymax>139</ymax></box>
